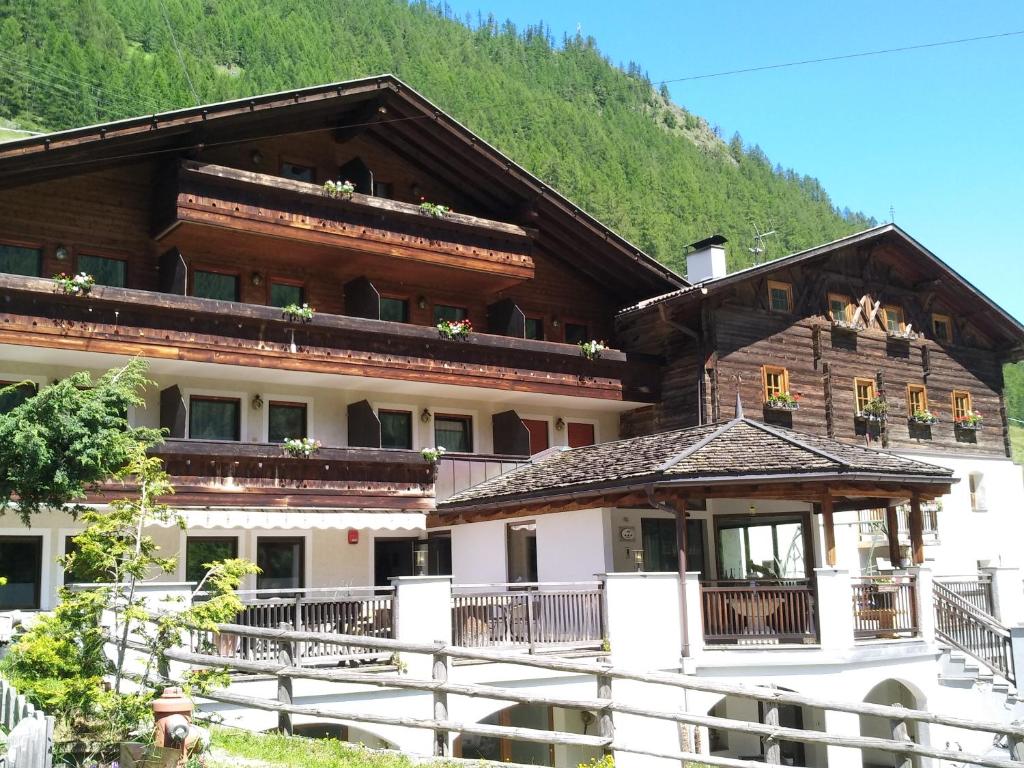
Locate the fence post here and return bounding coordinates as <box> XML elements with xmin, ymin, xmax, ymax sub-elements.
<box><xmin>890</xmin><ymin>704</ymin><xmax>912</xmax><ymax>768</ymax></box>
<box><xmin>526</xmin><ymin>591</ymin><xmax>536</xmax><ymax>653</ymax></box>
<box><xmin>596</xmin><ymin>673</ymin><xmax>614</xmax><ymax>756</ymax></box>
<box><xmin>762</xmin><ymin>688</ymin><xmax>781</xmax><ymax>764</ymax></box>
<box><xmin>276</xmin><ymin>621</ymin><xmax>294</xmax><ymax>736</ymax></box>
<box><xmin>432</xmin><ymin>650</ymin><xmax>450</xmax><ymax>757</ymax></box>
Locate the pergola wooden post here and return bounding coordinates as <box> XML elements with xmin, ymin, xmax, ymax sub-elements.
<box><xmin>885</xmin><ymin>506</ymin><xmax>902</xmax><ymax>567</ymax></box>
<box><xmin>908</xmin><ymin>493</ymin><xmax>925</xmax><ymax>565</ymax></box>
<box><xmin>821</xmin><ymin>494</ymin><xmax>836</xmax><ymax>567</ymax></box>
<box><xmin>673</xmin><ymin>496</ymin><xmax>690</xmax><ymax>658</ymax></box>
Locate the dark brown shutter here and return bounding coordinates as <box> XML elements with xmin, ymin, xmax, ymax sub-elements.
<box><xmin>158</xmin><ymin>248</ymin><xmax>187</xmax><ymax>295</ymax></box>
<box><xmin>492</xmin><ymin>410</ymin><xmax>530</xmax><ymax>456</ymax></box>
<box><xmin>159</xmin><ymin>385</ymin><xmax>186</xmax><ymax>439</ymax></box>
<box><xmin>348</xmin><ymin>400</ymin><xmax>381</xmax><ymax>448</ymax></box>
<box><xmin>487</xmin><ymin>298</ymin><xmax>526</xmax><ymax>338</ymax></box>
<box><xmin>344</xmin><ymin>277</ymin><xmax>381</xmax><ymax>320</ymax></box>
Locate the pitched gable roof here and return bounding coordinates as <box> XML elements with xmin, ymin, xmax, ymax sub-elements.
<box><xmin>437</xmin><ymin>417</ymin><xmax>954</xmax><ymax>514</ymax></box>
<box><xmin>0</xmin><ymin>74</ymin><xmax>684</xmax><ymax>302</ymax></box>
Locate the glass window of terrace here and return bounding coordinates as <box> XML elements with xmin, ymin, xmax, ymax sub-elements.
<box><xmin>716</xmin><ymin>516</ymin><xmax>807</xmax><ymax>580</ymax></box>
<box><xmin>78</xmin><ymin>254</ymin><xmax>126</xmax><ymax>287</ymax></box>
<box><xmin>270</xmin><ymin>281</ymin><xmax>304</xmax><ymax>308</ymax></box>
<box><xmin>189</xmin><ymin>397</ymin><xmax>241</xmax><ymax>441</ymax></box>
<box><xmin>434</xmin><ymin>304</ymin><xmax>467</xmax><ymax>323</ymax></box>
<box><xmin>268</xmin><ymin>401</ymin><xmax>307</xmax><ymax>443</ymax></box>
<box><xmin>194</xmin><ymin>270</ymin><xmax>240</xmax><ymax>302</ymax></box>
<box><xmin>0</xmin><ymin>244</ymin><xmax>42</xmax><ymax>276</ymax></box>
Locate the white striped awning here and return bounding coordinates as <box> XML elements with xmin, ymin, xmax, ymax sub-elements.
<box><xmin>166</xmin><ymin>509</ymin><xmax>426</xmax><ymax>531</ymax></box>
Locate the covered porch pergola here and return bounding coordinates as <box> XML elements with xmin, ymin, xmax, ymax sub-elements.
<box><xmin>434</xmin><ymin>412</ymin><xmax>955</xmax><ymax>650</ymax></box>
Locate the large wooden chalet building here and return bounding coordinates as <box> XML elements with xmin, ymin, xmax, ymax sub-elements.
<box><xmin>1</xmin><ymin>75</ymin><xmax>1024</xmax><ymax>764</ymax></box>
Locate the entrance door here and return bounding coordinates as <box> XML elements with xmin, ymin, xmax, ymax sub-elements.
<box><xmin>506</xmin><ymin>521</ymin><xmax>538</xmax><ymax>583</ymax></box>
<box><xmin>521</xmin><ymin>419</ymin><xmax>550</xmax><ymax>455</ymax></box>
<box><xmin>0</xmin><ymin>536</ymin><xmax>43</xmax><ymax>609</ymax></box>
<box><xmin>374</xmin><ymin>538</ymin><xmax>416</xmax><ymax>587</ymax></box>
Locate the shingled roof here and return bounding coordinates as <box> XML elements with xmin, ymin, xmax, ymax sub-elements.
<box><xmin>436</xmin><ymin>417</ymin><xmax>954</xmax><ymax>515</ymax></box>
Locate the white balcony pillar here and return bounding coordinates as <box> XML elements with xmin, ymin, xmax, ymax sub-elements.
<box><xmin>908</xmin><ymin>566</ymin><xmax>935</xmax><ymax>643</ymax></box>
<box><xmin>391</xmin><ymin>576</ymin><xmax>453</xmax><ymax>673</ymax></box>
<box><xmin>814</xmin><ymin>568</ymin><xmax>855</xmax><ymax>650</ymax></box>
<box><xmin>981</xmin><ymin>566</ymin><xmax>1024</xmax><ymax>625</ymax></box>
<box><xmin>823</xmin><ymin>710</ymin><xmax>863</xmax><ymax>768</ymax></box>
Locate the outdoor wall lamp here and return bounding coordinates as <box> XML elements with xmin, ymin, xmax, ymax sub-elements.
<box><xmin>251</xmin><ymin>272</ymin><xmax>264</xmax><ymax>287</ymax></box>
<box><xmin>250</xmin><ymin>149</ymin><xmax>263</xmax><ymax>165</ymax></box>
<box><xmin>55</xmin><ymin>245</ymin><xmax>69</xmax><ymax>261</ymax></box>
<box><xmin>420</xmin><ymin>408</ymin><xmax>432</xmax><ymax>423</ymax></box>
<box><xmin>632</xmin><ymin>548</ymin><xmax>645</xmax><ymax>572</ymax></box>
<box><xmin>555</xmin><ymin>417</ymin><xmax>566</xmax><ymax>432</ymax></box>
<box><xmin>414</xmin><ymin>543</ymin><xmax>429</xmax><ymax>576</ymax></box>
<box><xmin>251</xmin><ymin>394</ymin><xmax>264</xmax><ymax>410</ymax></box>
<box><xmin>417</xmin><ymin>295</ymin><xmax>428</xmax><ymax>310</ymax></box>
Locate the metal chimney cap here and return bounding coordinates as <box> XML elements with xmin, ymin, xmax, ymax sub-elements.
<box><xmin>689</xmin><ymin>234</ymin><xmax>728</xmax><ymax>250</ymax></box>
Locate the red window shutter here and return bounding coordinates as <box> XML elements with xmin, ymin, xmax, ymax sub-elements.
<box><xmin>567</xmin><ymin>422</ymin><xmax>595</xmax><ymax>448</ymax></box>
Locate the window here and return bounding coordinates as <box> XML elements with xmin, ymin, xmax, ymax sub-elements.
<box><xmin>716</xmin><ymin>516</ymin><xmax>807</xmax><ymax>580</ymax></box>
<box><xmin>567</xmin><ymin>422</ymin><xmax>595</xmax><ymax>448</ymax></box>
<box><xmin>380</xmin><ymin>297</ymin><xmax>409</xmax><ymax>323</ymax></box>
<box><xmin>968</xmin><ymin>472</ymin><xmax>987</xmax><ymax>512</ymax></box>
<box><xmin>640</xmin><ymin>517</ymin><xmax>707</xmax><ymax>575</ymax></box>
<box><xmin>524</xmin><ymin>317</ymin><xmax>544</xmax><ymax>341</ymax></box>
<box><xmin>373</xmin><ymin>181</ymin><xmax>393</xmax><ymax>199</ymax></box>
<box><xmin>256</xmin><ymin>537</ymin><xmax>305</xmax><ymax>591</ymax></box>
<box><xmin>506</xmin><ymin>521</ymin><xmax>538</xmax><ymax>583</ymax></box>
<box><xmin>434</xmin><ymin>304</ymin><xmax>467</xmax><ymax>323</ymax></box>
<box><xmin>854</xmin><ymin>378</ymin><xmax>877</xmax><ymax>414</ymax></box>
<box><xmin>952</xmin><ymin>390</ymin><xmax>972</xmax><ymax>421</ymax></box>
<box><xmin>884</xmin><ymin>305</ymin><xmax>905</xmax><ymax>334</ymax></box>
<box><xmin>907</xmin><ymin>384</ymin><xmax>928</xmax><ymax>416</ymax></box>
<box><xmin>762</xmin><ymin>365</ymin><xmax>789</xmax><ymax>400</ymax></box>
<box><xmin>0</xmin><ymin>243</ymin><xmax>42</xmax><ymax>276</ymax></box>
<box><xmin>374</xmin><ymin>538</ymin><xmax>416</xmax><ymax>586</ymax></box>
<box><xmin>189</xmin><ymin>396</ymin><xmax>241</xmax><ymax>441</ymax></box>
<box><xmin>281</xmin><ymin>161</ymin><xmax>315</xmax><ymax>182</ymax></box>
<box><xmin>828</xmin><ymin>293</ymin><xmax>852</xmax><ymax>323</ymax></box>
<box><xmin>193</xmin><ymin>270</ymin><xmax>240</xmax><ymax>302</ymax></box>
<box><xmin>77</xmin><ymin>253</ymin><xmax>127</xmax><ymax>287</ymax></box>
<box><xmin>0</xmin><ymin>536</ymin><xmax>42</xmax><ymax>609</ymax></box>
<box><xmin>932</xmin><ymin>313</ymin><xmax>952</xmax><ymax>342</ymax></box>
<box><xmin>63</xmin><ymin>535</ymin><xmax>104</xmax><ymax>585</ymax></box>
<box><xmin>564</xmin><ymin>322</ymin><xmax>588</xmax><ymax>345</ymax></box>
<box><xmin>186</xmin><ymin>537</ymin><xmax>238</xmax><ymax>584</ymax></box>
<box><xmin>767</xmin><ymin>280</ymin><xmax>793</xmax><ymax>313</ymax></box>
<box><xmin>434</xmin><ymin>414</ymin><xmax>472</xmax><ymax>452</ymax></box>
<box><xmin>0</xmin><ymin>381</ymin><xmax>35</xmax><ymax>414</ymax></box>
<box><xmin>269</xmin><ymin>281</ymin><xmax>303</xmax><ymax>308</ymax></box>
<box><xmin>380</xmin><ymin>409</ymin><xmax>413</xmax><ymax>449</ymax></box>
<box><xmin>268</xmin><ymin>401</ymin><xmax>307</xmax><ymax>443</ymax></box>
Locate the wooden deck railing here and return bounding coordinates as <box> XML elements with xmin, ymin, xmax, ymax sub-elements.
<box><xmin>193</xmin><ymin>588</ymin><xmax>394</xmax><ymax>665</ymax></box>
<box><xmin>935</xmin><ymin>574</ymin><xmax>994</xmax><ymax>616</ymax></box>
<box><xmin>934</xmin><ymin>580</ymin><xmax>1014</xmax><ymax>683</ymax></box>
<box><xmin>700</xmin><ymin>580</ymin><xmax>817</xmax><ymax>645</ymax></box>
<box><xmin>451</xmin><ymin>583</ymin><xmax>604</xmax><ymax>648</ymax></box>
<box><xmin>851</xmin><ymin>575</ymin><xmax>919</xmax><ymax>640</ymax></box>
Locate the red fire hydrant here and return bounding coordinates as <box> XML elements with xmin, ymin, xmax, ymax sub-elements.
<box><xmin>153</xmin><ymin>686</ymin><xmax>193</xmax><ymax>751</ymax></box>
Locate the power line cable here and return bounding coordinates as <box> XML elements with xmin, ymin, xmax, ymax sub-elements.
<box><xmin>158</xmin><ymin>0</ymin><xmax>201</xmax><ymax>106</ymax></box>
<box><xmin>655</xmin><ymin>29</ymin><xmax>1024</xmax><ymax>85</ymax></box>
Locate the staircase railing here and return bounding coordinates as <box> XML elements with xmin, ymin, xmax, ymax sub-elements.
<box><xmin>933</xmin><ymin>580</ymin><xmax>1014</xmax><ymax>684</ymax></box>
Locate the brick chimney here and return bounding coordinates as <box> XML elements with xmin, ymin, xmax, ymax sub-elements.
<box><xmin>686</xmin><ymin>235</ymin><xmax>728</xmax><ymax>283</ymax></box>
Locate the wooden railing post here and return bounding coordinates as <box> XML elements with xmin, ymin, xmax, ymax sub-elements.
<box><xmin>432</xmin><ymin>649</ymin><xmax>450</xmax><ymax>757</ymax></box>
<box><xmin>526</xmin><ymin>592</ymin><xmax>536</xmax><ymax>653</ymax></box>
<box><xmin>294</xmin><ymin>594</ymin><xmax>304</xmax><ymax>665</ymax></box>
<box><xmin>596</xmin><ymin>673</ymin><xmax>614</xmax><ymax>756</ymax></box>
<box><xmin>277</xmin><ymin>621</ymin><xmax>294</xmax><ymax>736</ymax></box>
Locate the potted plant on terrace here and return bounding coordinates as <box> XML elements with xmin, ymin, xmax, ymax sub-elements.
<box><xmin>421</xmin><ymin>446</ymin><xmax>447</xmax><ymax>463</ymax></box>
<box><xmin>419</xmin><ymin>201</ymin><xmax>451</xmax><ymax>218</ymax></box>
<box><xmin>857</xmin><ymin>396</ymin><xmax>889</xmax><ymax>423</ymax></box>
<box><xmin>281</xmin><ymin>303</ymin><xmax>315</xmax><ymax>323</ymax></box>
<box><xmin>53</xmin><ymin>271</ymin><xmax>95</xmax><ymax>296</ymax></box>
<box><xmin>437</xmin><ymin>318</ymin><xmax>472</xmax><ymax>340</ymax></box>
<box><xmin>579</xmin><ymin>340</ymin><xmax>607</xmax><ymax>361</ymax></box>
<box><xmin>909</xmin><ymin>409</ymin><xmax>937</xmax><ymax>425</ymax></box>
<box><xmin>831</xmin><ymin>316</ymin><xmax>865</xmax><ymax>333</ymax></box>
<box><xmin>282</xmin><ymin>437</ymin><xmax>321</xmax><ymax>458</ymax></box>
<box><xmin>323</xmin><ymin>179</ymin><xmax>355</xmax><ymax>199</ymax></box>
<box><xmin>955</xmin><ymin>410</ymin><xmax>984</xmax><ymax>431</ymax></box>
<box><xmin>764</xmin><ymin>391</ymin><xmax>800</xmax><ymax>411</ymax></box>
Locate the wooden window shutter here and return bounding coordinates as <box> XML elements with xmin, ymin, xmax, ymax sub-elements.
<box><xmin>344</xmin><ymin>276</ymin><xmax>381</xmax><ymax>320</ymax></box>
<box><xmin>158</xmin><ymin>248</ymin><xmax>187</xmax><ymax>295</ymax></box>
<box><xmin>487</xmin><ymin>298</ymin><xmax>526</xmax><ymax>338</ymax></box>
<box><xmin>347</xmin><ymin>399</ymin><xmax>381</xmax><ymax>448</ymax></box>
<box><xmin>492</xmin><ymin>410</ymin><xmax>531</xmax><ymax>456</ymax></box>
<box><xmin>159</xmin><ymin>385</ymin><xmax>186</xmax><ymax>439</ymax></box>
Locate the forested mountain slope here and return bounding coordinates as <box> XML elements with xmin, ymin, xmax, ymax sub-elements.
<box><xmin>0</xmin><ymin>0</ymin><xmax>875</xmax><ymax>275</ymax></box>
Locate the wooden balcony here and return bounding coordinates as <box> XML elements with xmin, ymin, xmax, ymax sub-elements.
<box><xmin>112</xmin><ymin>439</ymin><xmax>436</xmax><ymax>509</ymax></box>
<box><xmin>700</xmin><ymin>580</ymin><xmax>818</xmax><ymax>645</ymax></box>
<box><xmin>156</xmin><ymin>160</ymin><xmax>535</xmax><ymax>292</ymax></box>
<box><xmin>0</xmin><ymin>273</ymin><xmax>658</xmax><ymax>401</ymax></box>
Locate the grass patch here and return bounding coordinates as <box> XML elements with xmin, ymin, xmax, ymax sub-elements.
<box><xmin>1011</xmin><ymin>424</ymin><xmax>1024</xmax><ymax>465</ymax></box>
<box><xmin>208</xmin><ymin>727</ymin><xmax>421</xmax><ymax>768</ymax></box>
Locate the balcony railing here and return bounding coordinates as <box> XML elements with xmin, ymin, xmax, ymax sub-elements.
<box><xmin>700</xmin><ymin>580</ymin><xmax>818</xmax><ymax>645</ymax></box>
<box><xmin>856</xmin><ymin>505</ymin><xmax>939</xmax><ymax>542</ymax></box>
<box><xmin>435</xmin><ymin>453</ymin><xmax>529</xmax><ymax>503</ymax></box>
<box><xmin>0</xmin><ymin>273</ymin><xmax>657</xmax><ymax>401</ymax></box>
<box><xmin>451</xmin><ymin>583</ymin><xmax>605</xmax><ymax>649</ymax></box>
<box><xmin>139</xmin><ymin>439</ymin><xmax>435</xmax><ymax>509</ymax></box>
<box><xmin>934</xmin><ymin>574</ymin><xmax>994</xmax><ymax>617</ymax></box>
<box><xmin>851</xmin><ymin>574</ymin><xmax>919</xmax><ymax>640</ymax></box>
<box><xmin>194</xmin><ymin>587</ymin><xmax>394</xmax><ymax>666</ymax></box>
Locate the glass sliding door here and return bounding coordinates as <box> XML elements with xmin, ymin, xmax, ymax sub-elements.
<box><xmin>716</xmin><ymin>516</ymin><xmax>808</xmax><ymax>580</ymax></box>
<box><xmin>506</xmin><ymin>521</ymin><xmax>538</xmax><ymax>584</ymax></box>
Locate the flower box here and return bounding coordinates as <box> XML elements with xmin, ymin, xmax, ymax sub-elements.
<box><xmin>282</xmin><ymin>437</ymin><xmax>321</xmax><ymax>458</ymax></box>
<box><xmin>579</xmin><ymin>340</ymin><xmax>607</xmax><ymax>361</ymax></box>
<box><xmin>955</xmin><ymin>421</ymin><xmax>983</xmax><ymax>432</ymax></box>
<box><xmin>886</xmin><ymin>329</ymin><xmax>918</xmax><ymax>341</ymax></box>
<box><xmin>908</xmin><ymin>412</ymin><xmax>937</xmax><ymax>426</ymax></box>
<box><xmin>764</xmin><ymin>393</ymin><xmax>800</xmax><ymax>411</ymax></box>
<box><xmin>856</xmin><ymin>396</ymin><xmax>889</xmax><ymax>423</ymax></box>
<box><xmin>437</xmin><ymin>319</ymin><xmax>472</xmax><ymax>340</ymax></box>
<box><xmin>831</xmin><ymin>319</ymin><xmax>864</xmax><ymax>333</ymax></box>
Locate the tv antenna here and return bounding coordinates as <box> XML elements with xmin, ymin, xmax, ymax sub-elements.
<box><xmin>748</xmin><ymin>220</ymin><xmax>777</xmax><ymax>263</ymax></box>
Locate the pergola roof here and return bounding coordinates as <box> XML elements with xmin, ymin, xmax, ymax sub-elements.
<box><xmin>434</xmin><ymin>417</ymin><xmax>955</xmax><ymax>523</ymax></box>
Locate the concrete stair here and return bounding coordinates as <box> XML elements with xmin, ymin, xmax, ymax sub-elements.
<box><xmin>938</xmin><ymin>644</ymin><xmax>1020</xmax><ymax>706</ymax></box>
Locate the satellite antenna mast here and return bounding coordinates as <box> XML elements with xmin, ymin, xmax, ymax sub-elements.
<box><xmin>748</xmin><ymin>220</ymin><xmax>777</xmax><ymax>264</ymax></box>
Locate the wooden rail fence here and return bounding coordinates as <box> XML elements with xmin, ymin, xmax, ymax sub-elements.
<box><xmin>139</xmin><ymin>621</ymin><xmax>1024</xmax><ymax>768</ymax></box>
<box><xmin>700</xmin><ymin>580</ymin><xmax>817</xmax><ymax>645</ymax></box>
<box><xmin>934</xmin><ymin>580</ymin><xmax>1014</xmax><ymax>683</ymax></box>
<box><xmin>851</xmin><ymin>574</ymin><xmax>919</xmax><ymax>640</ymax></box>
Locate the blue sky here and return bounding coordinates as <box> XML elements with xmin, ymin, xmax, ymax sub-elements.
<box><xmin>443</xmin><ymin>0</ymin><xmax>1024</xmax><ymax>322</ymax></box>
